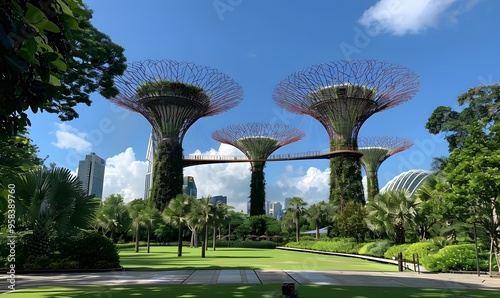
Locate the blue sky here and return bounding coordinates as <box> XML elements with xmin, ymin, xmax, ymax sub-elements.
<box><xmin>27</xmin><ymin>0</ymin><xmax>500</xmax><ymax>213</ymax></box>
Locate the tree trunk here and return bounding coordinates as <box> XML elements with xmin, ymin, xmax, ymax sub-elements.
<box><xmin>177</xmin><ymin>223</ymin><xmax>183</xmax><ymax>257</ymax></box>
<box><xmin>135</xmin><ymin>225</ymin><xmax>139</xmax><ymax>253</ymax></box>
<box><xmin>202</xmin><ymin>225</ymin><xmax>208</xmax><ymax>258</ymax></box>
<box><xmin>295</xmin><ymin>214</ymin><xmax>300</xmax><ymax>242</ymax></box>
<box><xmin>213</xmin><ymin>225</ymin><xmax>217</xmax><ymax>251</ymax></box>
<box><xmin>315</xmin><ymin>223</ymin><xmax>319</xmax><ymax>240</ymax></box>
<box><xmin>147</xmin><ymin>229</ymin><xmax>151</xmax><ymax>253</ymax></box>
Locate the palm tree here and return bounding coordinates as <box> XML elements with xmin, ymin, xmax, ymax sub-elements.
<box><xmin>162</xmin><ymin>194</ymin><xmax>192</xmax><ymax>256</ymax></box>
<box><xmin>14</xmin><ymin>167</ymin><xmax>99</xmax><ymax>256</ymax></box>
<box><xmin>287</xmin><ymin>197</ymin><xmax>308</xmax><ymax>242</ymax></box>
<box><xmin>141</xmin><ymin>205</ymin><xmax>161</xmax><ymax>253</ymax></box>
<box><xmin>94</xmin><ymin>194</ymin><xmax>131</xmax><ymax>241</ymax></box>
<box><xmin>211</xmin><ymin>201</ymin><xmax>232</xmax><ymax>250</ymax></box>
<box><xmin>366</xmin><ymin>190</ymin><xmax>417</xmax><ymax>244</ymax></box>
<box><xmin>307</xmin><ymin>201</ymin><xmax>330</xmax><ymax>240</ymax></box>
<box><xmin>128</xmin><ymin>199</ymin><xmax>146</xmax><ymax>252</ymax></box>
<box><xmin>188</xmin><ymin>196</ymin><xmax>214</xmax><ymax>258</ymax></box>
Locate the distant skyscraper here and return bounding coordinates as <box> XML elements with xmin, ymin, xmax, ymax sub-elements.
<box><xmin>183</xmin><ymin>176</ymin><xmax>197</xmax><ymax>198</ymax></box>
<box><xmin>144</xmin><ymin>129</ymin><xmax>157</xmax><ymax>200</ymax></box>
<box><xmin>270</xmin><ymin>202</ymin><xmax>283</xmax><ymax>220</ymax></box>
<box><xmin>247</xmin><ymin>200</ymin><xmax>251</xmax><ymax>215</ymax></box>
<box><xmin>77</xmin><ymin>152</ymin><xmax>105</xmax><ymax>199</ymax></box>
<box><xmin>265</xmin><ymin>201</ymin><xmax>271</xmax><ymax>216</ymax></box>
<box><xmin>210</xmin><ymin>195</ymin><xmax>227</xmax><ymax>204</ymax></box>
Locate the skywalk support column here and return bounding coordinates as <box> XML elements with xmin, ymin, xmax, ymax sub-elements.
<box><xmin>110</xmin><ymin>60</ymin><xmax>243</xmax><ymax>211</ymax></box>
<box><xmin>273</xmin><ymin>60</ymin><xmax>420</xmax><ymax>212</ymax></box>
<box><xmin>212</xmin><ymin>122</ymin><xmax>304</xmax><ymax>216</ymax></box>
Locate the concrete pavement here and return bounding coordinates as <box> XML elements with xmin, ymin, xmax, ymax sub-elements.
<box><xmin>2</xmin><ymin>269</ymin><xmax>500</xmax><ymax>293</ymax></box>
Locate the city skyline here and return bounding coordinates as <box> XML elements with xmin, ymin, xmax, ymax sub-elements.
<box><xmin>76</xmin><ymin>152</ymin><xmax>106</xmax><ymax>199</ymax></box>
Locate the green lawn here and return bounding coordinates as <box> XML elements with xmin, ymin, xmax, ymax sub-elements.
<box><xmin>6</xmin><ymin>284</ymin><xmax>499</xmax><ymax>298</ymax></box>
<box><xmin>119</xmin><ymin>246</ymin><xmax>399</xmax><ymax>271</ymax></box>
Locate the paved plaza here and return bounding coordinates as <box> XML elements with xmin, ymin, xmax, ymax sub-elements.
<box><xmin>2</xmin><ymin>269</ymin><xmax>500</xmax><ymax>294</ymax></box>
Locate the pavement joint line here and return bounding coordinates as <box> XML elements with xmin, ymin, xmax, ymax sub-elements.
<box><xmin>212</xmin><ymin>270</ymin><xmax>220</xmax><ymax>284</ymax></box>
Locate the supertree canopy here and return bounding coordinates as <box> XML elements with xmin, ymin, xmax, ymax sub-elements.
<box><xmin>111</xmin><ymin>59</ymin><xmax>243</xmax><ymax>211</ymax></box>
<box><xmin>212</xmin><ymin>122</ymin><xmax>305</xmax><ymax>216</ymax></box>
<box><xmin>358</xmin><ymin>136</ymin><xmax>414</xmax><ymax>202</ymax></box>
<box><xmin>273</xmin><ymin>60</ymin><xmax>419</xmax><ymax>211</ymax></box>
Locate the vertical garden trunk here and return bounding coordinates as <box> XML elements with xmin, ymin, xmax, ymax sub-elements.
<box><xmin>329</xmin><ymin>154</ymin><xmax>364</xmax><ymax>213</ymax></box>
<box><xmin>150</xmin><ymin>139</ymin><xmax>183</xmax><ymax>211</ymax></box>
<box><xmin>366</xmin><ymin>171</ymin><xmax>379</xmax><ymax>202</ymax></box>
<box><xmin>250</xmin><ymin>162</ymin><xmax>266</xmax><ymax>216</ymax></box>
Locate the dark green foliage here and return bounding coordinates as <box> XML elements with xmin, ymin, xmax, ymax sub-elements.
<box><xmin>23</xmin><ymin>255</ymin><xmax>52</xmax><ymax>271</ymax></box>
<box><xmin>0</xmin><ymin>231</ymin><xmax>32</xmax><ymax>270</ymax></box>
<box><xmin>0</xmin><ymin>1</ymin><xmax>126</xmax><ymax>139</ymax></box>
<box><xmin>383</xmin><ymin>244</ymin><xmax>411</xmax><ymax>259</ymax></box>
<box><xmin>150</xmin><ymin>139</ymin><xmax>183</xmax><ymax>211</ymax></box>
<box><xmin>249</xmin><ymin>162</ymin><xmax>266</xmax><ymax>216</ymax></box>
<box><xmin>329</xmin><ymin>154</ymin><xmax>364</xmax><ymax>212</ymax></box>
<box><xmin>58</xmin><ymin>230</ymin><xmax>120</xmax><ymax>269</ymax></box>
<box><xmin>335</xmin><ymin>201</ymin><xmax>368</xmax><ymax>242</ymax></box>
<box><xmin>422</xmin><ymin>244</ymin><xmax>494</xmax><ymax>272</ymax></box>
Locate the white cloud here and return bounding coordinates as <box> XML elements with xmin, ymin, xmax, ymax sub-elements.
<box><xmin>275</xmin><ymin>165</ymin><xmax>330</xmax><ymax>205</ymax></box>
<box><xmin>358</xmin><ymin>0</ymin><xmax>477</xmax><ymax>36</ymax></box>
<box><xmin>102</xmin><ymin>147</ymin><xmax>148</xmax><ymax>202</ymax></box>
<box><xmin>52</xmin><ymin>123</ymin><xmax>92</xmax><ymax>153</ymax></box>
<box><xmin>184</xmin><ymin>144</ymin><xmax>251</xmax><ymax>213</ymax></box>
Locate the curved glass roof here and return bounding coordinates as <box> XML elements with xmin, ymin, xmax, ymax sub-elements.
<box><xmin>380</xmin><ymin>169</ymin><xmax>433</xmax><ymax>197</ymax></box>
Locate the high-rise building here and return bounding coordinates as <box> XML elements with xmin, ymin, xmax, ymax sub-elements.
<box><xmin>77</xmin><ymin>152</ymin><xmax>105</xmax><ymax>199</ymax></box>
<box><xmin>270</xmin><ymin>202</ymin><xmax>283</xmax><ymax>220</ymax></box>
<box><xmin>143</xmin><ymin>129</ymin><xmax>156</xmax><ymax>200</ymax></box>
<box><xmin>210</xmin><ymin>195</ymin><xmax>227</xmax><ymax>205</ymax></box>
<box><xmin>183</xmin><ymin>176</ymin><xmax>197</xmax><ymax>198</ymax></box>
<box><xmin>265</xmin><ymin>201</ymin><xmax>271</xmax><ymax>216</ymax></box>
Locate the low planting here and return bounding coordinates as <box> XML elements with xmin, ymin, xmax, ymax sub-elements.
<box><xmin>421</xmin><ymin>244</ymin><xmax>496</xmax><ymax>272</ymax></box>
<box><xmin>0</xmin><ymin>230</ymin><xmax>121</xmax><ymax>271</ymax></box>
<box><xmin>285</xmin><ymin>238</ymin><xmax>364</xmax><ymax>254</ymax></box>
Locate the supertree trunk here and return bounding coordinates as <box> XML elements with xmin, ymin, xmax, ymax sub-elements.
<box><xmin>329</xmin><ymin>153</ymin><xmax>364</xmax><ymax>212</ymax></box>
<box><xmin>150</xmin><ymin>139</ymin><xmax>183</xmax><ymax>211</ymax></box>
<box><xmin>249</xmin><ymin>161</ymin><xmax>266</xmax><ymax>216</ymax></box>
<box><xmin>366</xmin><ymin>170</ymin><xmax>379</xmax><ymax>202</ymax></box>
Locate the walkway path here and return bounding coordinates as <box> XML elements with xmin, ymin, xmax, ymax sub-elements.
<box><xmin>3</xmin><ymin>269</ymin><xmax>500</xmax><ymax>293</ymax></box>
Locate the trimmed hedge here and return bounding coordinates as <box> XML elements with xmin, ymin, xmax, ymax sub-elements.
<box><xmin>213</xmin><ymin>240</ymin><xmax>277</xmax><ymax>249</ymax></box>
<box><xmin>285</xmin><ymin>239</ymin><xmax>363</xmax><ymax>254</ymax></box>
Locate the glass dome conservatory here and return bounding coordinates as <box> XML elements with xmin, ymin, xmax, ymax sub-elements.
<box><xmin>380</xmin><ymin>169</ymin><xmax>433</xmax><ymax>197</ymax></box>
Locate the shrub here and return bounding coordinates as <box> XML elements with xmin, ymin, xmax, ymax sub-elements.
<box><xmin>58</xmin><ymin>230</ymin><xmax>120</xmax><ymax>269</ymax></box>
<box><xmin>0</xmin><ymin>231</ymin><xmax>33</xmax><ymax>270</ymax></box>
<box><xmin>422</xmin><ymin>244</ymin><xmax>492</xmax><ymax>272</ymax></box>
<box><xmin>300</xmin><ymin>236</ymin><xmax>317</xmax><ymax>242</ymax></box>
<box><xmin>49</xmin><ymin>258</ymin><xmax>79</xmax><ymax>270</ymax></box>
<box><xmin>357</xmin><ymin>240</ymin><xmax>393</xmax><ymax>257</ymax></box>
<box><xmin>23</xmin><ymin>255</ymin><xmax>52</xmax><ymax>271</ymax></box>
<box><xmin>384</xmin><ymin>244</ymin><xmax>411</xmax><ymax>259</ymax></box>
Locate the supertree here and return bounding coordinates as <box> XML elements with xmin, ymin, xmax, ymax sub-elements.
<box><xmin>273</xmin><ymin>60</ymin><xmax>419</xmax><ymax>211</ymax></box>
<box><xmin>111</xmin><ymin>59</ymin><xmax>243</xmax><ymax>211</ymax></box>
<box><xmin>358</xmin><ymin>136</ymin><xmax>414</xmax><ymax>202</ymax></box>
<box><xmin>211</xmin><ymin>122</ymin><xmax>305</xmax><ymax>216</ymax></box>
